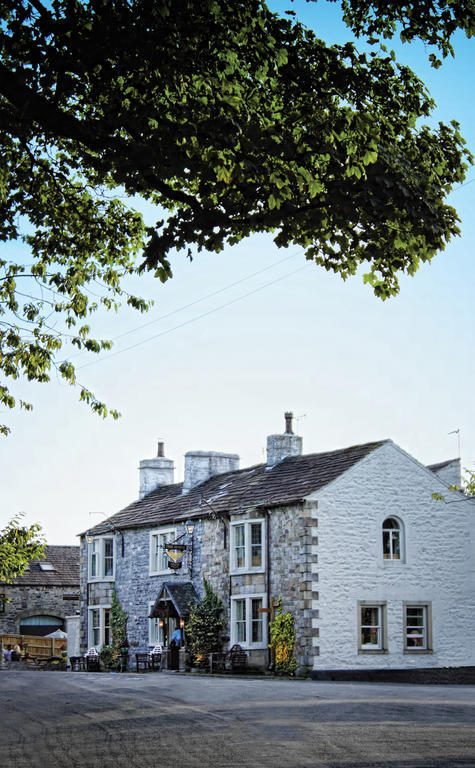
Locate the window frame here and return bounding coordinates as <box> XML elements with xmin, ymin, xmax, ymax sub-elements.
<box><xmin>148</xmin><ymin>601</ymin><xmax>165</xmax><ymax>647</ymax></box>
<box><xmin>358</xmin><ymin>601</ymin><xmax>387</xmax><ymax>654</ymax></box>
<box><xmin>87</xmin><ymin>536</ymin><xmax>115</xmax><ymax>581</ymax></box>
<box><xmin>229</xmin><ymin>519</ymin><xmax>266</xmax><ymax>574</ymax></box>
<box><xmin>230</xmin><ymin>593</ymin><xmax>267</xmax><ymax>649</ymax></box>
<box><xmin>149</xmin><ymin>527</ymin><xmax>177</xmax><ymax>575</ymax></box>
<box><xmin>382</xmin><ymin>516</ymin><xmax>405</xmax><ymax>562</ymax></box>
<box><xmin>403</xmin><ymin>602</ymin><xmax>433</xmax><ymax>653</ymax></box>
<box><xmin>88</xmin><ymin>605</ymin><xmax>112</xmax><ymax>649</ymax></box>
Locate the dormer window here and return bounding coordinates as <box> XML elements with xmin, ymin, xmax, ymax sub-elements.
<box><xmin>382</xmin><ymin>517</ymin><xmax>403</xmax><ymax>560</ymax></box>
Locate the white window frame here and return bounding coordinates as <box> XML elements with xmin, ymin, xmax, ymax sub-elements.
<box><xmin>149</xmin><ymin>527</ymin><xmax>177</xmax><ymax>575</ymax></box>
<box><xmin>230</xmin><ymin>519</ymin><xmax>265</xmax><ymax>574</ymax></box>
<box><xmin>88</xmin><ymin>606</ymin><xmax>112</xmax><ymax>649</ymax></box>
<box><xmin>148</xmin><ymin>601</ymin><xmax>165</xmax><ymax>647</ymax></box>
<box><xmin>230</xmin><ymin>593</ymin><xmax>267</xmax><ymax>649</ymax></box>
<box><xmin>382</xmin><ymin>516</ymin><xmax>405</xmax><ymax>562</ymax></box>
<box><xmin>88</xmin><ymin>536</ymin><xmax>115</xmax><ymax>581</ymax></box>
<box><xmin>404</xmin><ymin>602</ymin><xmax>432</xmax><ymax>653</ymax></box>
<box><xmin>358</xmin><ymin>601</ymin><xmax>387</xmax><ymax>653</ymax></box>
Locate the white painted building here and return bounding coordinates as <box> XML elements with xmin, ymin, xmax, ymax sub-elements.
<box><xmin>312</xmin><ymin>441</ymin><xmax>475</xmax><ymax>671</ymax></box>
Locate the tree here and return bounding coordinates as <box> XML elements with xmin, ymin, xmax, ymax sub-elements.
<box><xmin>186</xmin><ymin>579</ymin><xmax>223</xmax><ymax>667</ymax></box>
<box><xmin>110</xmin><ymin>589</ymin><xmax>128</xmax><ymax>650</ymax></box>
<box><xmin>1</xmin><ymin>0</ymin><xmax>473</xmax><ymax>432</ymax></box>
<box><xmin>0</xmin><ymin>515</ymin><xmax>45</xmax><ymax>583</ymax></box>
<box><xmin>99</xmin><ymin>589</ymin><xmax>128</xmax><ymax>669</ymax></box>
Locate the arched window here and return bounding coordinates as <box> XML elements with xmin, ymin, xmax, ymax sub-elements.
<box><xmin>382</xmin><ymin>517</ymin><xmax>403</xmax><ymax>560</ymax></box>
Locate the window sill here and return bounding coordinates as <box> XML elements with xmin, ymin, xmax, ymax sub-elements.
<box><xmin>229</xmin><ymin>568</ymin><xmax>266</xmax><ymax>576</ymax></box>
<box><xmin>149</xmin><ymin>570</ymin><xmax>173</xmax><ymax>577</ymax></box>
<box><xmin>358</xmin><ymin>649</ymin><xmax>388</xmax><ymax>655</ymax></box>
<box><xmin>404</xmin><ymin>649</ymin><xmax>433</xmax><ymax>654</ymax></box>
<box><xmin>231</xmin><ymin>644</ymin><xmax>267</xmax><ymax>651</ymax></box>
<box><xmin>87</xmin><ymin>576</ymin><xmax>115</xmax><ymax>583</ymax></box>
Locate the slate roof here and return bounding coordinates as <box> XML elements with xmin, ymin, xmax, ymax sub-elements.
<box><xmin>4</xmin><ymin>545</ymin><xmax>80</xmax><ymax>587</ymax></box>
<box><xmin>150</xmin><ymin>582</ymin><xmax>200</xmax><ymax>618</ymax></box>
<box><xmin>427</xmin><ymin>458</ymin><xmax>459</xmax><ymax>473</ymax></box>
<box><xmin>87</xmin><ymin>439</ymin><xmax>388</xmax><ymax>536</ymax></box>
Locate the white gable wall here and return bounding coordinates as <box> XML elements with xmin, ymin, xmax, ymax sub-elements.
<box><xmin>308</xmin><ymin>441</ymin><xmax>475</xmax><ymax>670</ymax></box>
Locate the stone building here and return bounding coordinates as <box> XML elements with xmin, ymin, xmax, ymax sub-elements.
<box><xmin>80</xmin><ymin>414</ymin><xmax>475</xmax><ymax>676</ymax></box>
<box><xmin>0</xmin><ymin>545</ymin><xmax>80</xmax><ymax>636</ymax></box>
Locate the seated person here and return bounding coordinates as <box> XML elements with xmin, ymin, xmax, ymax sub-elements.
<box><xmin>11</xmin><ymin>643</ymin><xmax>21</xmax><ymax>661</ymax></box>
<box><xmin>3</xmin><ymin>645</ymin><xmax>12</xmax><ymax>662</ymax></box>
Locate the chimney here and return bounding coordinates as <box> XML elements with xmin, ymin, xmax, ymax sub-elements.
<box><xmin>266</xmin><ymin>411</ymin><xmax>303</xmax><ymax>467</ymax></box>
<box><xmin>139</xmin><ymin>441</ymin><xmax>175</xmax><ymax>499</ymax></box>
<box><xmin>182</xmin><ymin>451</ymin><xmax>240</xmax><ymax>494</ymax></box>
<box><xmin>429</xmin><ymin>458</ymin><xmax>461</xmax><ymax>489</ymax></box>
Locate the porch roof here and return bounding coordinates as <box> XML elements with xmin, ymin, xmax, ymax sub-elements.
<box><xmin>149</xmin><ymin>581</ymin><xmax>200</xmax><ymax>619</ymax></box>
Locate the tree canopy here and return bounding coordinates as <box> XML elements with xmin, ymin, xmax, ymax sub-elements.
<box><xmin>0</xmin><ymin>515</ymin><xmax>45</xmax><ymax>583</ymax></box>
<box><xmin>0</xmin><ymin>0</ymin><xmax>473</xmax><ymax>432</ymax></box>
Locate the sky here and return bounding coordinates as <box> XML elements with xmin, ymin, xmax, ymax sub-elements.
<box><xmin>1</xmin><ymin>1</ymin><xmax>474</xmax><ymax>546</ymax></box>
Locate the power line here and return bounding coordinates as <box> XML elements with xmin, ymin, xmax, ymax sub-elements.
<box><xmin>67</xmin><ymin>249</ymin><xmax>302</xmax><ymax>363</ymax></box>
<box><xmin>78</xmin><ymin>262</ymin><xmax>311</xmax><ymax>369</ymax></box>
<box><xmin>115</xmin><ymin>250</ymin><xmax>301</xmax><ymax>341</ymax></box>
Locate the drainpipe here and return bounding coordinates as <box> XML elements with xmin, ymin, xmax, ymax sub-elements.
<box><xmin>266</xmin><ymin>508</ymin><xmax>272</xmax><ymax>669</ymax></box>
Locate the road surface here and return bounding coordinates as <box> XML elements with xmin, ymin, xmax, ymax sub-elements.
<box><xmin>1</xmin><ymin>670</ymin><xmax>474</xmax><ymax>767</ymax></box>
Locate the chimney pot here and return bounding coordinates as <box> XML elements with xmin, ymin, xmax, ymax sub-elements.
<box><xmin>285</xmin><ymin>412</ymin><xmax>294</xmax><ymax>434</ymax></box>
<box><xmin>157</xmin><ymin>441</ymin><xmax>164</xmax><ymax>457</ymax></box>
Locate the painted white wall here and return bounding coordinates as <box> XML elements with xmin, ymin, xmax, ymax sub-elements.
<box><xmin>66</xmin><ymin>615</ymin><xmax>80</xmax><ymax>661</ymax></box>
<box><xmin>308</xmin><ymin>441</ymin><xmax>475</xmax><ymax>669</ymax></box>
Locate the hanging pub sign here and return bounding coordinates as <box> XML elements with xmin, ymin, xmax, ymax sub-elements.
<box><xmin>164</xmin><ymin>542</ymin><xmax>187</xmax><ymax>570</ymax></box>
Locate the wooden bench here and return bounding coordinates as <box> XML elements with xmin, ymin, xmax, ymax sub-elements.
<box><xmin>135</xmin><ymin>653</ymin><xmax>152</xmax><ymax>672</ymax></box>
<box><xmin>135</xmin><ymin>652</ymin><xmax>162</xmax><ymax>672</ymax></box>
<box><xmin>228</xmin><ymin>644</ymin><xmax>248</xmax><ymax>672</ymax></box>
<box><xmin>209</xmin><ymin>645</ymin><xmax>248</xmax><ymax>674</ymax></box>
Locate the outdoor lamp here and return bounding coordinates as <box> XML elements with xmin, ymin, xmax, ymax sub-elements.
<box><xmin>185</xmin><ymin>519</ymin><xmax>195</xmax><ymax>535</ymax></box>
<box><xmin>159</xmin><ymin>619</ymin><xmax>164</xmax><ymax>629</ymax></box>
<box><xmin>179</xmin><ymin>619</ymin><xmax>185</xmax><ymax>629</ymax></box>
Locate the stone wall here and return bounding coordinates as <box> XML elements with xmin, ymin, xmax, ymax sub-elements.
<box><xmin>310</xmin><ymin>441</ymin><xmax>475</xmax><ymax>670</ymax></box>
<box><xmin>0</xmin><ymin>584</ymin><xmax>80</xmax><ymax>635</ymax></box>
<box><xmin>81</xmin><ymin>522</ymin><xmax>205</xmax><ymax>655</ymax></box>
<box><xmin>200</xmin><ymin>504</ymin><xmax>318</xmax><ymax>671</ymax></box>
<box><xmin>268</xmin><ymin>502</ymin><xmax>318</xmax><ymax>670</ymax></box>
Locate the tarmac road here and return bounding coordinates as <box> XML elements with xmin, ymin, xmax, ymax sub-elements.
<box><xmin>1</xmin><ymin>670</ymin><xmax>475</xmax><ymax>768</ymax></box>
